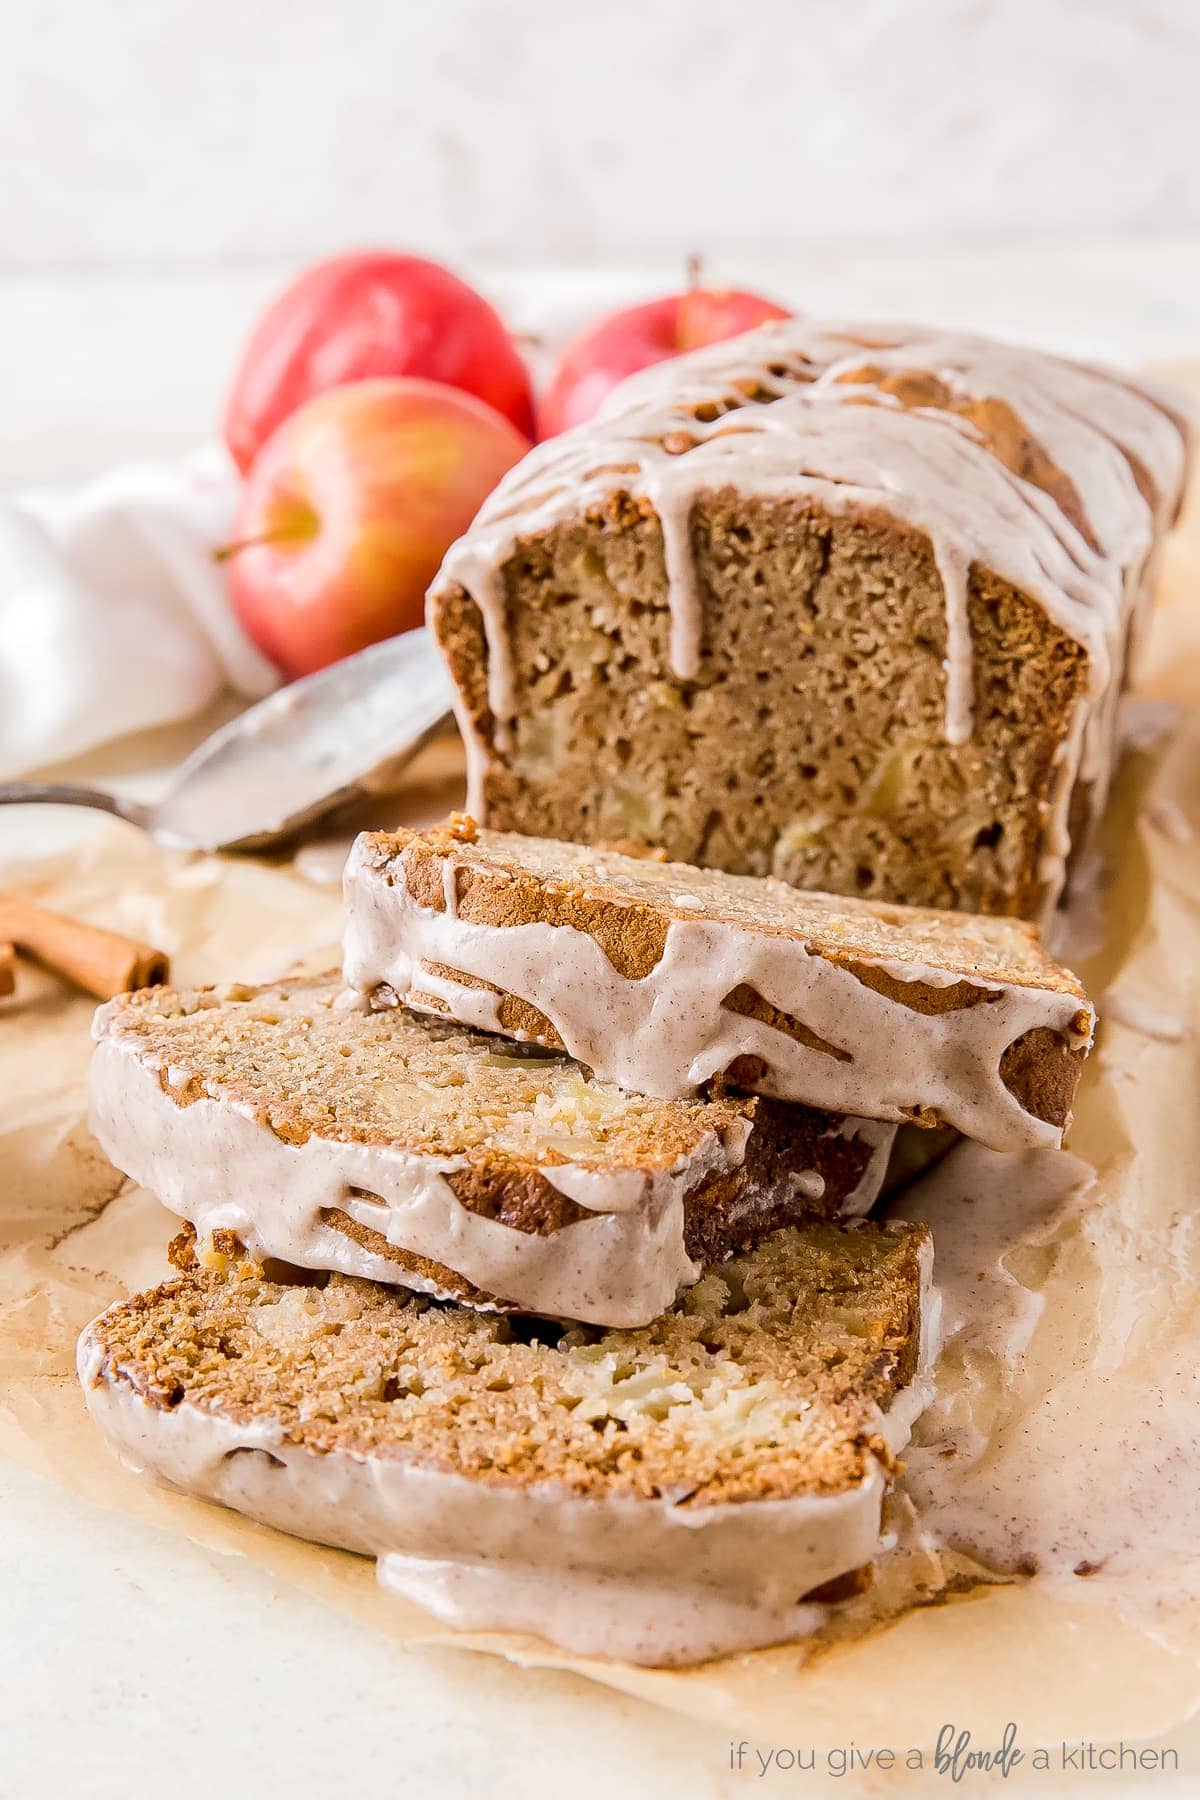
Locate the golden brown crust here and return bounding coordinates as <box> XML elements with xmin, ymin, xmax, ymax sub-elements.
<box><xmin>361</xmin><ymin>825</ymin><xmax>1091</xmax><ymax>1132</ymax></box>
<box><xmin>721</xmin><ymin>982</ymin><xmax>853</xmax><ymax>1063</ymax></box>
<box><xmin>322</xmin><ymin>1100</ymin><xmax>878</xmax><ymax>1306</ymax></box>
<box><xmin>802</xmin><ymin>1564</ymin><xmax>875</xmax><ymax>1604</ymax></box>
<box><xmin>368</xmin><ymin>821</ymin><xmax>1084</xmax><ymax>993</ymax></box>
<box><xmin>998</xmin><ymin>1027</ymin><xmax>1087</xmax><ymax>1133</ymax></box>
<box><xmin>98</xmin><ymin>976</ymin><xmax>889</xmax><ymax>1289</ymax></box>
<box><xmin>411</xmin><ymin>961</ymin><xmax>567</xmax><ymax>1050</ymax></box>
<box><xmin>835</xmin><ymin>365</ymin><xmax>1101</xmax><ymax>551</ymax></box>
<box><xmin>320</xmin><ymin>1209</ymin><xmax>494</xmax><ymax>1305</ymax></box>
<box><xmin>407</xmin><ymin>832</ymin><xmax>672</xmax><ymax>982</ymax></box>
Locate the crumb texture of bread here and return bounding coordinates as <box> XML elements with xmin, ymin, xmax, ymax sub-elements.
<box><xmin>83</xmin><ymin>1221</ymin><xmax>929</xmax><ymax>1507</ymax></box>
<box><xmin>90</xmin><ymin>975</ymin><xmax>898</xmax><ymax>1326</ymax></box>
<box><xmin>364</xmin><ymin>817</ymin><xmax>1084</xmax><ymax>986</ymax></box>
<box><xmin>428</xmin><ymin>318</ymin><xmax>1189</xmax><ymax>920</ymax></box>
<box><xmin>94</xmin><ymin>974</ymin><xmax>749</xmax><ymax>1165</ymax></box>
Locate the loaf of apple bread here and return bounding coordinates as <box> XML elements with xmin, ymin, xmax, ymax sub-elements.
<box><xmin>428</xmin><ymin>319</ymin><xmax>1189</xmax><ymax>919</ymax></box>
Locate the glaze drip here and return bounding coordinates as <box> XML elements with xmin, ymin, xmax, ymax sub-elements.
<box><xmin>433</xmin><ymin>318</ymin><xmax>1188</xmax><ymax>911</ymax></box>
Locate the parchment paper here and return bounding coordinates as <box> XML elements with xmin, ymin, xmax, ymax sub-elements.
<box><xmin>4</xmin><ymin>399</ymin><xmax>1200</xmax><ymax>1782</ymax></box>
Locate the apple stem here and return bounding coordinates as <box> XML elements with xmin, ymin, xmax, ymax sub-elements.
<box><xmin>214</xmin><ymin>534</ymin><xmax>268</xmax><ymax>563</ymax></box>
<box><xmin>213</xmin><ymin>529</ymin><xmax>303</xmax><ymax>563</ymax></box>
<box><xmin>685</xmin><ymin>251</ymin><xmax>705</xmax><ymax>291</ymax></box>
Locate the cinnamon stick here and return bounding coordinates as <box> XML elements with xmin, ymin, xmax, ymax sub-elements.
<box><xmin>0</xmin><ymin>895</ymin><xmax>169</xmax><ymax>1000</ymax></box>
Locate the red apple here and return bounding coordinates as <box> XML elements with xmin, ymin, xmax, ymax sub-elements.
<box><xmin>222</xmin><ymin>378</ymin><xmax>529</xmax><ymax>678</ymax></box>
<box><xmin>539</xmin><ymin>287</ymin><xmax>791</xmax><ymax>436</ymax></box>
<box><xmin>223</xmin><ymin>252</ymin><xmax>535</xmax><ymax>474</ymax></box>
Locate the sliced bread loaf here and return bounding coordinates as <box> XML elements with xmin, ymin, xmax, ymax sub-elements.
<box><xmin>428</xmin><ymin>318</ymin><xmax>1188</xmax><ymax>920</ymax></box>
<box><xmin>343</xmin><ymin>818</ymin><xmax>1094</xmax><ymax>1152</ymax></box>
<box><xmin>90</xmin><ymin>974</ymin><xmax>898</xmax><ymax>1328</ymax></box>
<box><xmin>78</xmin><ymin>1218</ymin><xmax>934</xmax><ymax>1665</ymax></box>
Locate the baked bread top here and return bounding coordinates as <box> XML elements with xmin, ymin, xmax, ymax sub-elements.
<box><xmin>90</xmin><ymin>975</ymin><xmax>897</xmax><ymax>1327</ymax></box>
<box><xmin>343</xmin><ymin>819</ymin><xmax>1094</xmax><ymax>1151</ymax></box>
<box><xmin>427</xmin><ymin>317</ymin><xmax>1189</xmax><ymax>918</ymax></box>
<box><xmin>433</xmin><ymin>318</ymin><xmax>1187</xmax><ymax>731</ymax></box>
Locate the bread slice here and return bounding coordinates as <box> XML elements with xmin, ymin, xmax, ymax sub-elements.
<box><xmin>428</xmin><ymin>317</ymin><xmax>1188</xmax><ymax>921</ymax></box>
<box><xmin>78</xmin><ymin>1218</ymin><xmax>935</xmax><ymax>1665</ymax></box>
<box><xmin>89</xmin><ymin>974</ymin><xmax>900</xmax><ymax>1329</ymax></box>
<box><xmin>343</xmin><ymin>818</ymin><xmax>1094</xmax><ymax>1152</ymax></box>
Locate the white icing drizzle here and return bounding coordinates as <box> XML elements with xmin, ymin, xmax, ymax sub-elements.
<box><xmin>934</xmin><ymin>536</ymin><xmax>974</xmax><ymax>744</ymax></box>
<box><xmin>88</xmin><ymin>1033</ymin><xmax>894</xmax><ymax>1329</ymax></box>
<box><xmin>644</xmin><ymin>472</ymin><xmax>704</xmax><ymax>679</ymax></box>
<box><xmin>432</xmin><ymin>318</ymin><xmax>1188</xmax><ymax>911</ymax></box>
<box><xmin>342</xmin><ymin>837</ymin><xmax>1093</xmax><ymax>1152</ymax></box>
<box><xmin>442</xmin><ymin>854</ymin><xmax>459</xmax><ymax>916</ymax></box>
<box><xmin>76</xmin><ymin>1241</ymin><xmax>937</xmax><ymax>1667</ymax></box>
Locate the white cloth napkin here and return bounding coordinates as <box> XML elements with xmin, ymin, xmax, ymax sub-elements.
<box><xmin>0</xmin><ymin>270</ymin><xmax>670</xmax><ymax>783</ymax></box>
<box><xmin>0</xmin><ymin>445</ymin><xmax>278</xmax><ymax>780</ymax></box>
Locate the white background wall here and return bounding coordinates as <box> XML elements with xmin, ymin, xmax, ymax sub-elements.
<box><xmin>4</xmin><ymin>0</ymin><xmax>1199</xmax><ymax>271</ymax></box>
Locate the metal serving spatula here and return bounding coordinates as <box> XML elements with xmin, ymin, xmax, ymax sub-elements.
<box><xmin>0</xmin><ymin>630</ymin><xmax>456</xmax><ymax>853</ymax></box>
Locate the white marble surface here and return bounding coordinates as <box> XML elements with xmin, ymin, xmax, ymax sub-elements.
<box><xmin>2</xmin><ymin>247</ymin><xmax>1198</xmax><ymax>1797</ymax></box>
<box><xmin>4</xmin><ymin>1</ymin><xmax>1200</xmax><ymax>267</ymax></box>
<box><xmin>0</xmin><ymin>1462</ymin><xmax>732</xmax><ymax>1798</ymax></box>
